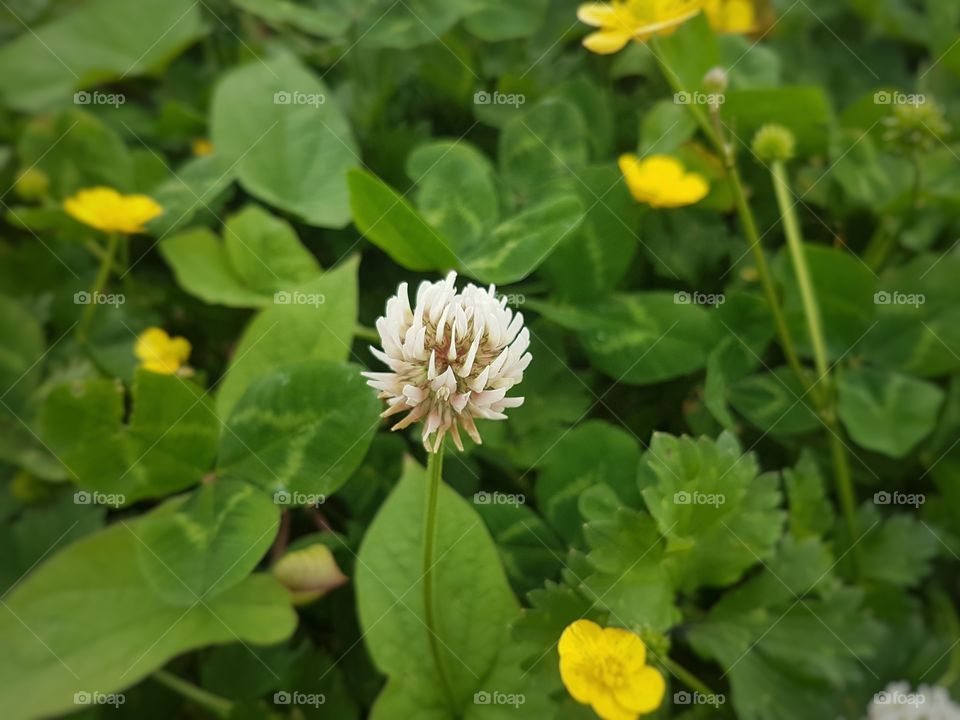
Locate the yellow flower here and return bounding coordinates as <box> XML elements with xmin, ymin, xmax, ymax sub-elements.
<box><xmin>64</xmin><ymin>187</ymin><xmax>163</xmax><ymax>234</ymax></box>
<box><xmin>135</xmin><ymin>327</ymin><xmax>191</xmax><ymax>375</ymax></box>
<box><xmin>559</xmin><ymin>620</ymin><xmax>665</xmax><ymax>720</ymax></box>
<box><xmin>618</xmin><ymin>154</ymin><xmax>709</xmax><ymax>208</ymax></box>
<box><xmin>703</xmin><ymin>0</ymin><xmax>757</xmax><ymax>33</ymax></box>
<box><xmin>191</xmin><ymin>138</ymin><xmax>214</xmax><ymax>157</ymax></box>
<box><xmin>577</xmin><ymin>0</ymin><xmax>703</xmax><ymax>54</ymax></box>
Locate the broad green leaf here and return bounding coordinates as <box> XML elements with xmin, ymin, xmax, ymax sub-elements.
<box><xmin>406</xmin><ymin>140</ymin><xmax>500</xmax><ymax>253</ymax></box>
<box><xmin>463</xmin><ymin>0</ymin><xmax>549</xmax><ymax>40</ymax></box>
<box><xmin>537</xmin><ymin>420</ymin><xmax>641</xmax><ymax>544</ymax></box>
<box><xmin>541</xmin><ymin>164</ymin><xmax>640</xmax><ymax>301</ymax></box>
<box><xmin>0</xmin><ymin>294</ymin><xmax>44</xmax><ymax>415</ymax></box>
<box><xmin>729</xmin><ymin>367</ymin><xmax>821</xmax><ymax>436</ymax></box>
<box><xmin>653</xmin><ymin>12</ymin><xmax>719</xmax><ymax>91</ymax></box>
<box><xmin>211</xmin><ymin>53</ymin><xmax>359</xmax><ymax>228</ymax></box>
<box><xmin>784</xmin><ymin>451</ymin><xmax>834</xmax><ymax>540</ymax></box>
<box><xmin>40</xmin><ymin>370</ymin><xmax>219</xmax><ymax>503</ymax></box>
<box><xmin>230</xmin><ymin>0</ymin><xmax>352</xmax><ymax>37</ymax></box>
<box><xmin>837</xmin><ymin>367</ymin><xmax>944</xmax><ymax>458</ymax></box>
<box><xmin>0</xmin><ymin>0</ymin><xmax>205</xmax><ymax>113</ymax></box>
<box><xmin>640</xmin><ymin>100</ymin><xmax>698</xmax><ymax>155</ymax></box>
<box><xmin>498</xmin><ymin>98</ymin><xmax>589</xmax><ymax>207</ymax></box>
<box><xmin>0</xmin><ymin>520</ymin><xmax>296</xmax><ymax>720</ymax></box>
<box><xmin>356</xmin><ymin>458</ymin><xmax>523</xmax><ymax>715</ymax></box>
<box><xmin>347</xmin><ymin>169</ymin><xmax>458</xmax><ymax>272</ymax></box>
<box><xmin>216</xmin><ymin>257</ymin><xmax>359</xmax><ymax>418</ymax></box>
<box><xmin>219</xmin><ymin>362</ymin><xmax>380</xmax><ymax>499</ymax></box>
<box><xmin>857</xmin><ymin>504</ymin><xmax>939</xmax><ymax>587</ymax></box>
<box><xmin>723</xmin><ymin>86</ymin><xmax>833</xmax><ymax>154</ymax></box>
<box><xmin>641</xmin><ymin>432</ymin><xmax>785</xmax><ymax>591</ymax></box>
<box><xmin>355</xmin><ymin>0</ymin><xmax>472</xmax><ymax>49</ymax></box>
<box><xmin>462</xmin><ymin>195</ymin><xmax>584</xmax><ymax>285</ymax></box>
<box><xmin>148</xmin><ymin>153</ymin><xmax>237</xmax><ymax>236</ymax></box>
<box><xmin>136</xmin><ymin>480</ymin><xmax>280</xmax><ymax>605</ymax></box>
<box><xmin>17</xmin><ymin>110</ymin><xmax>133</xmax><ymax>198</ymax></box>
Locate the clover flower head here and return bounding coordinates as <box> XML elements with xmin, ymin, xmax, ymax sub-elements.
<box><xmin>363</xmin><ymin>272</ymin><xmax>531</xmax><ymax>453</ymax></box>
<box><xmin>559</xmin><ymin>619</ymin><xmax>665</xmax><ymax>720</ymax></box>
<box><xmin>64</xmin><ymin>186</ymin><xmax>163</xmax><ymax>234</ymax></box>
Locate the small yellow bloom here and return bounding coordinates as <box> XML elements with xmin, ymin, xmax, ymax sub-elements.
<box><xmin>135</xmin><ymin>327</ymin><xmax>191</xmax><ymax>375</ymax></box>
<box><xmin>703</xmin><ymin>0</ymin><xmax>757</xmax><ymax>33</ymax></box>
<box><xmin>618</xmin><ymin>154</ymin><xmax>709</xmax><ymax>208</ymax></box>
<box><xmin>577</xmin><ymin>0</ymin><xmax>703</xmax><ymax>54</ymax></box>
<box><xmin>64</xmin><ymin>187</ymin><xmax>163</xmax><ymax>234</ymax></box>
<box><xmin>559</xmin><ymin>620</ymin><xmax>665</xmax><ymax>720</ymax></box>
<box><xmin>191</xmin><ymin>138</ymin><xmax>214</xmax><ymax>157</ymax></box>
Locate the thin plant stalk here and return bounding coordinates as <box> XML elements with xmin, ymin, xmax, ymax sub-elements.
<box><xmin>423</xmin><ymin>447</ymin><xmax>456</xmax><ymax>709</ymax></box>
<box><xmin>153</xmin><ymin>669</ymin><xmax>232</xmax><ymax>717</ymax></box>
<box><xmin>77</xmin><ymin>232</ymin><xmax>120</xmax><ymax>344</ymax></box>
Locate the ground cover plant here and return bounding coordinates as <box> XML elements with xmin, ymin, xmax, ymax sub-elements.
<box><xmin>1</xmin><ymin>0</ymin><xmax>959</xmax><ymax>718</ymax></box>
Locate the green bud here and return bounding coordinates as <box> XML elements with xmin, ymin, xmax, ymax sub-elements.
<box><xmin>752</xmin><ymin>124</ymin><xmax>796</xmax><ymax>163</ymax></box>
<box><xmin>14</xmin><ymin>168</ymin><xmax>50</xmax><ymax>202</ymax></box>
<box><xmin>882</xmin><ymin>98</ymin><xmax>950</xmax><ymax>153</ymax></box>
<box><xmin>273</xmin><ymin>543</ymin><xmax>347</xmax><ymax>605</ymax></box>
<box><xmin>703</xmin><ymin>67</ymin><xmax>728</xmax><ymax>95</ymax></box>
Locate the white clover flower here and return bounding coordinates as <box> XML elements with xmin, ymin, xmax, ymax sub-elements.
<box><xmin>363</xmin><ymin>271</ymin><xmax>531</xmax><ymax>452</ymax></box>
<box><xmin>867</xmin><ymin>681</ymin><xmax>960</xmax><ymax>720</ymax></box>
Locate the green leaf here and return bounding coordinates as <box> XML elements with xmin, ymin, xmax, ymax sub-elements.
<box><xmin>136</xmin><ymin>480</ymin><xmax>280</xmax><ymax>605</ymax></box>
<box><xmin>40</xmin><ymin>370</ymin><xmax>219</xmax><ymax>503</ymax></box>
<box><xmin>653</xmin><ymin>12</ymin><xmax>719</xmax><ymax>90</ymax></box>
<box><xmin>219</xmin><ymin>362</ymin><xmax>380</xmax><ymax>499</ymax></box>
<box><xmin>858</xmin><ymin>504</ymin><xmax>939</xmax><ymax>587</ymax></box>
<box><xmin>463</xmin><ymin>0</ymin><xmax>549</xmax><ymax>41</ymax></box>
<box><xmin>724</xmin><ymin>87</ymin><xmax>833</xmax><ymax>155</ymax></box>
<box><xmin>0</xmin><ymin>0</ymin><xmax>205</xmax><ymax>113</ymax></box>
<box><xmin>355</xmin><ymin>0</ymin><xmax>473</xmax><ymax>50</ymax></box>
<box><xmin>211</xmin><ymin>53</ymin><xmax>359</xmax><ymax>228</ymax></box>
<box><xmin>729</xmin><ymin>367</ymin><xmax>821</xmax><ymax>436</ymax></box>
<box><xmin>0</xmin><ymin>294</ymin><xmax>44</xmax><ymax>416</ymax></box>
<box><xmin>462</xmin><ymin>195</ymin><xmax>584</xmax><ymax>285</ymax></box>
<box><xmin>216</xmin><ymin>257</ymin><xmax>359</xmax><ymax>418</ymax></box>
<box><xmin>640</xmin><ymin>100</ymin><xmax>698</xmax><ymax>155</ymax></box>
<box><xmin>230</xmin><ymin>0</ymin><xmax>352</xmax><ymax>38</ymax></box>
<box><xmin>641</xmin><ymin>432</ymin><xmax>785</xmax><ymax>591</ymax></box>
<box><xmin>347</xmin><ymin>169</ymin><xmax>458</xmax><ymax>272</ymax></box>
<box><xmin>0</xmin><ymin>520</ymin><xmax>296</xmax><ymax>720</ymax></box>
<box><xmin>356</xmin><ymin>457</ymin><xmax>524</xmax><ymax>715</ymax></box>
<box><xmin>148</xmin><ymin>153</ymin><xmax>237</xmax><ymax>237</ymax></box>
<box><xmin>537</xmin><ymin>420</ymin><xmax>641</xmax><ymax>544</ymax></box>
<box><xmin>784</xmin><ymin>451</ymin><xmax>834</xmax><ymax>540</ymax></box>
<box><xmin>837</xmin><ymin>367</ymin><xmax>944</xmax><ymax>458</ymax></box>
<box><xmin>406</xmin><ymin>140</ymin><xmax>500</xmax><ymax>253</ymax></box>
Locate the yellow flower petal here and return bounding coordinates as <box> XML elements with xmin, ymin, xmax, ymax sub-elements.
<box><xmin>602</xmin><ymin>625</ymin><xmax>647</xmax><ymax>668</ymax></box>
<box><xmin>577</xmin><ymin>2</ymin><xmax>620</xmax><ymax>26</ymax></box>
<box><xmin>559</xmin><ymin>618</ymin><xmax>605</xmax><ymax>658</ymax></box>
<box><xmin>64</xmin><ymin>186</ymin><xmax>163</xmax><ymax>234</ymax></box>
<box><xmin>583</xmin><ymin>29</ymin><xmax>633</xmax><ymax>54</ymax></box>
<box><xmin>704</xmin><ymin>0</ymin><xmax>757</xmax><ymax>33</ymax></box>
<box><xmin>559</xmin><ymin>657</ymin><xmax>597</xmax><ymax>704</ymax></box>
<box><xmin>591</xmin><ymin>686</ymin><xmax>639</xmax><ymax>720</ymax></box>
<box><xmin>616</xmin><ymin>666</ymin><xmax>666</xmax><ymax>714</ymax></box>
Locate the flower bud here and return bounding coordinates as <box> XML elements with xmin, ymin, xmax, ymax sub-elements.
<box><xmin>14</xmin><ymin>168</ymin><xmax>50</xmax><ymax>202</ymax></box>
<box><xmin>273</xmin><ymin>544</ymin><xmax>347</xmax><ymax>605</ymax></box>
<box><xmin>752</xmin><ymin>124</ymin><xmax>796</xmax><ymax>163</ymax></box>
<box><xmin>703</xmin><ymin>67</ymin><xmax>729</xmax><ymax>95</ymax></box>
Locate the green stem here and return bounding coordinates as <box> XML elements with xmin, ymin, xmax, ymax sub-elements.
<box><xmin>423</xmin><ymin>448</ymin><xmax>456</xmax><ymax>711</ymax></box>
<box><xmin>153</xmin><ymin>670</ymin><xmax>232</xmax><ymax>718</ymax></box>
<box><xmin>770</xmin><ymin>160</ymin><xmax>861</xmax><ymax>571</ymax></box>
<box><xmin>77</xmin><ymin>232</ymin><xmax>120</xmax><ymax>345</ymax></box>
<box><xmin>649</xmin><ymin>40</ymin><xmax>811</xmax><ymax>396</ymax></box>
